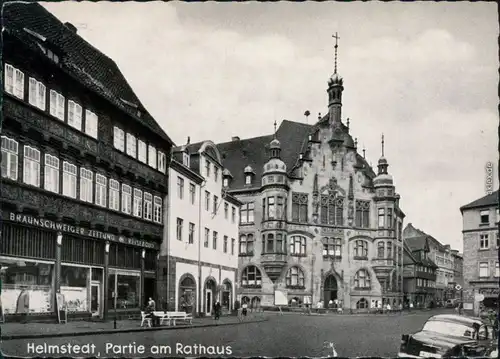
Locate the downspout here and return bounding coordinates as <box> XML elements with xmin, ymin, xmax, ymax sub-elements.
<box><xmin>310</xmin><ymin>254</ymin><xmax>315</xmax><ymax>306</ymax></box>
<box><xmin>165</xmin><ymin>170</ymin><xmax>172</xmax><ymax>311</ymax></box>
<box><xmin>198</xmin><ymin>180</ymin><xmax>206</xmax><ymax>316</ymax></box>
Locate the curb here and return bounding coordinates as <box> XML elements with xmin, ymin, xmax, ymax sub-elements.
<box><xmin>0</xmin><ymin>317</ymin><xmax>268</xmax><ymax>341</ymax></box>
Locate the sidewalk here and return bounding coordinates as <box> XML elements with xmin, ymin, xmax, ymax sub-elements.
<box><xmin>1</xmin><ymin>313</ymin><xmax>269</xmax><ymax>340</ymax></box>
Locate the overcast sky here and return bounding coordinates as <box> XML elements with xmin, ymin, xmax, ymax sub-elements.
<box><xmin>43</xmin><ymin>2</ymin><xmax>498</xmax><ymax>252</ymax></box>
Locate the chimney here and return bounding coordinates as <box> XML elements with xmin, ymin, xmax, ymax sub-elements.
<box><xmin>231</xmin><ymin>136</ymin><xmax>240</xmax><ymax>141</ymax></box>
<box><xmin>64</xmin><ymin>22</ymin><xmax>78</xmax><ymax>34</ymax></box>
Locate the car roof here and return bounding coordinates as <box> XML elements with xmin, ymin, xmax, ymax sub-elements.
<box><xmin>428</xmin><ymin>314</ymin><xmax>484</xmax><ymax>326</ymax></box>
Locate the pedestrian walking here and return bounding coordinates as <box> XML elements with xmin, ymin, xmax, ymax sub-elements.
<box><xmin>214</xmin><ymin>301</ymin><xmax>221</xmax><ymax>320</ymax></box>
<box><xmin>409</xmin><ymin>302</ymin><xmax>413</xmax><ymax>312</ymax></box>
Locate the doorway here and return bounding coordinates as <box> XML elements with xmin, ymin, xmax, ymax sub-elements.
<box><xmin>206</xmin><ymin>289</ymin><xmax>212</xmax><ymax>315</ymax></box>
<box><xmin>91</xmin><ymin>283</ymin><xmax>100</xmax><ymax>317</ymax></box>
<box><xmin>323</xmin><ymin>275</ymin><xmax>338</xmax><ymax>305</ymax></box>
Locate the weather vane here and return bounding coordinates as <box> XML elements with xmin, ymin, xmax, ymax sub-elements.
<box><xmin>381</xmin><ymin>133</ymin><xmax>385</xmax><ymax>157</ymax></box>
<box><xmin>332</xmin><ymin>32</ymin><xmax>340</xmax><ymax>74</ymax></box>
<box><xmin>273</xmin><ymin>120</ymin><xmax>277</xmax><ymax>137</ymax></box>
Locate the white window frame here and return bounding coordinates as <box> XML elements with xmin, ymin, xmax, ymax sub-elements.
<box><xmin>109</xmin><ymin>179</ymin><xmax>120</xmax><ymax>211</ymax></box>
<box><xmin>122</xmin><ymin>184</ymin><xmax>132</xmax><ymax>214</ymax></box>
<box><xmin>153</xmin><ymin>196</ymin><xmax>162</xmax><ymax>223</ymax></box>
<box><xmin>144</xmin><ymin>192</ymin><xmax>153</xmax><ymax>221</ymax></box>
<box><xmin>68</xmin><ymin>100</ymin><xmax>83</xmax><ymax>130</ymax></box>
<box><xmin>223</xmin><ymin>178</ymin><xmax>229</xmax><ymax>187</ymax></box>
<box><xmin>126</xmin><ymin>133</ymin><xmax>137</xmax><ymax>158</ymax></box>
<box><xmin>29</xmin><ymin>77</ymin><xmax>46</xmax><ymax>110</ymax></box>
<box><xmin>44</xmin><ymin>154</ymin><xmax>60</xmax><ymax>193</ymax></box>
<box><xmin>133</xmin><ymin>188</ymin><xmax>143</xmax><ymax>218</ymax></box>
<box><xmin>1</xmin><ymin>136</ymin><xmax>19</xmax><ymax>181</ymax></box>
<box><xmin>495</xmin><ymin>262</ymin><xmax>499</xmax><ymax>278</ymax></box>
<box><xmin>138</xmin><ymin>140</ymin><xmax>147</xmax><ymax>163</ymax></box>
<box><xmin>95</xmin><ymin>174</ymin><xmax>107</xmax><ymax>207</ymax></box>
<box><xmin>62</xmin><ymin>161</ymin><xmax>77</xmax><ymax>198</ymax></box>
<box><xmin>23</xmin><ymin>145</ymin><xmax>40</xmax><ymax>187</ymax></box>
<box><xmin>113</xmin><ymin>127</ymin><xmax>125</xmax><ymax>151</ymax></box>
<box><xmin>177</xmin><ymin>177</ymin><xmax>184</xmax><ymax>199</ymax></box>
<box><xmin>189</xmin><ymin>183</ymin><xmax>196</xmax><ymax>205</ymax></box>
<box><xmin>148</xmin><ymin>145</ymin><xmax>157</xmax><ymax>169</ymax></box>
<box><xmin>79</xmin><ymin>168</ymin><xmax>93</xmax><ymax>203</ymax></box>
<box><xmin>49</xmin><ymin>90</ymin><xmax>65</xmax><ymax>121</ymax></box>
<box><xmin>479</xmin><ymin>234</ymin><xmax>490</xmax><ymax>250</ymax></box>
<box><xmin>4</xmin><ymin>64</ymin><xmax>24</xmax><ymax>99</ymax></box>
<box><xmin>158</xmin><ymin>151</ymin><xmax>166</xmax><ymax>173</ymax></box>
<box><xmin>245</xmin><ymin>174</ymin><xmax>251</xmax><ymax>185</ymax></box>
<box><xmin>183</xmin><ymin>153</ymin><xmax>190</xmax><ymax>167</ymax></box>
<box><xmin>176</xmin><ymin>218</ymin><xmax>183</xmax><ymax>241</ymax></box>
<box><xmin>85</xmin><ymin>110</ymin><xmax>98</xmax><ymax>139</ymax></box>
<box><xmin>479</xmin><ymin>262</ymin><xmax>489</xmax><ymax>278</ymax></box>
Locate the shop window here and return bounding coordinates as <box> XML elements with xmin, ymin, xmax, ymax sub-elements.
<box><xmin>1</xmin><ymin>260</ymin><xmax>54</xmax><ymax>314</ymax></box>
<box><xmin>179</xmin><ymin>275</ymin><xmax>196</xmax><ymax>313</ymax></box>
<box><xmin>108</xmin><ymin>270</ymin><xmax>140</xmax><ymax>309</ymax></box>
<box><xmin>60</xmin><ymin>265</ymin><xmax>89</xmax><ymax>312</ymax></box>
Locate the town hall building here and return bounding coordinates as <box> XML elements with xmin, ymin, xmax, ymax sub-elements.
<box><xmin>216</xmin><ymin>38</ymin><xmax>405</xmax><ymax>311</ymax></box>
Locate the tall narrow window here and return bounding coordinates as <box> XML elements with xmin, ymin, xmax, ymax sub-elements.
<box><xmin>377</xmin><ymin>242</ymin><xmax>385</xmax><ymax>258</ymax></box>
<box><xmin>1</xmin><ymin>136</ymin><xmax>18</xmax><ymax>180</ymax></box>
<box><xmin>49</xmin><ymin>90</ymin><xmax>65</xmax><ymax>121</ymax></box>
<box><xmin>213</xmin><ymin>195</ymin><xmax>218</xmax><ymax>215</ymax></box>
<box><xmin>122</xmin><ymin>184</ymin><xmax>132</xmax><ymax>214</ymax></box>
<box><xmin>144</xmin><ymin>192</ymin><xmax>153</xmax><ymax>221</ymax></box>
<box><xmin>205</xmin><ymin>191</ymin><xmax>210</xmax><ymax>211</ymax></box>
<box><xmin>79</xmin><ymin>168</ymin><xmax>93</xmax><ymax>203</ymax></box>
<box><xmin>354</xmin><ymin>240</ymin><xmax>368</xmax><ymax>258</ymax></box>
<box><xmin>113</xmin><ymin>127</ymin><xmax>125</xmax><ymax>151</ymax></box>
<box><xmin>4</xmin><ymin>64</ymin><xmax>24</xmax><ymax>99</ymax></box>
<box><xmin>205</xmin><ymin>160</ymin><xmax>211</xmax><ymax>178</ymax></box>
<box><xmin>177</xmin><ymin>177</ymin><xmax>184</xmax><ymax>199</ymax></box>
<box><xmin>480</xmin><ymin>234</ymin><xmax>489</xmax><ymax>250</ymax></box>
<box><xmin>204</xmin><ymin>228</ymin><xmax>210</xmax><ymax>248</ymax></box>
<box><xmin>267</xmin><ymin>197</ymin><xmax>276</xmax><ymax>219</ymax></box>
<box><xmin>62</xmin><ymin>161</ymin><xmax>77</xmax><ymax>198</ymax></box>
<box><xmin>23</xmin><ymin>146</ymin><xmax>40</xmax><ymax>187</ymax></box>
<box><xmin>479</xmin><ymin>262</ymin><xmax>489</xmax><ymax>278</ymax></box>
<box><xmin>44</xmin><ymin>154</ymin><xmax>59</xmax><ymax>193</ymax></box>
<box><xmin>148</xmin><ymin>145</ymin><xmax>157</xmax><ymax>169</ymax></box>
<box><xmin>292</xmin><ymin>193</ymin><xmax>308</xmax><ymax>223</ymax></box>
<box><xmin>276</xmin><ymin>197</ymin><xmax>285</xmax><ymax>220</ymax></box>
<box><xmin>240</xmin><ymin>203</ymin><xmax>255</xmax><ymax>224</ymax></box>
<box><xmin>153</xmin><ymin>196</ymin><xmax>163</xmax><ymax>223</ymax></box>
<box><xmin>214</xmin><ymin>167</ymin><xmax>219</xmax><ymax>182</ymax></box>
<box><xmin>355</xmin><ymin>201</ymin><xmax>370</xmax><ymax>228</ymax></box>
<box><xmin>213</xmin><ymin>231</ymin><xmax>218</xmax><ymax>250</ymax></box>
<box><xmin>109</xmin><ymin>179</ymin><xmax>120</xmax><ymax>211</ymax></box>
<box><xmin>67</xmin><ymin>100</ymin><xmax>83</xmax><ymax>130</ymax></box>
<box><xmin>95</xmin><ymin>174</ymin><xmax>107</xmax><ymax>207</ymax></box>
<box><xmin>85</xmin><ymin>110</ymin><xmax>98</xmax><ymax>139</ymax></box>
<box><xmin>224</xmin><ymin>203</ymin><xmax>229</xmax><ymax>219</ymax></box>
<box><xmin>133</xmin><ymin>188</ymin><xmax>143</xmax><ymax>218</ymax></box>
<box><xmin>232</xmin><ymin>207</ymin><xmax>236</xmax><ymax>223</ymax></box>
<box><xmin>386</xmin><ymin>242</ymin><xmax>392</xmax><ymax>258</ymax></box>
<box><xmin>231</xmin><ymin>238</ymin><xmax>235</xmax><ymax>255</ymax></box>
<box><xmin>158</xmin><ymin>151</ymin><xmax>166</xmax><ymax>173</ymax></box>
<box><xmin>29</xmin><ymin>77</ymin><xmax>46</xmax><ymax>110</ymax></box>
<box><xmin>387</xmin><ymin>208</ymin><xmax>393</xmax><ymax>228</ymax></box>
<box><xmin>176</xmin><ymin>218</ymin><xmax>183</xmax><ymax>241</ymax></box>
<box><xmin>138</xmin><ymin>140</ymin><xmax>147</xmax><ymax>163</ymax></box>
<box><xmin>189</xmin><ymin>183</ymin><xmax>196</xmax><ymax>204</ymax></box>
<box><xmin>223</xmin><ymin>235</ymin><xmax>228</xmax><ymax>253</ymax></box>
<box><xmin>183</xmin><ymin>153</ymin><xmax>190</xmax><ymax>167</ymax></box>
<box><xmin>126</xmin><ymin>133</ymin><xmax>137</xmax><ymax>158</ymax></box>
<box><xmin>378</xmin><ymin>208</ymin><xmax>385</xmax><ymax>228</ymax></box>
<box><xmin>188</xmin><ymin>223</ymin><xmax>195</xmax><ymax>244</ymax></box>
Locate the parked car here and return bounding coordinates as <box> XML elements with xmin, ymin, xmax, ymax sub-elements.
<box><xmin>398</xmin><ymin>314</ymin><xmax>497</xmax><ymax>358</ymax></box>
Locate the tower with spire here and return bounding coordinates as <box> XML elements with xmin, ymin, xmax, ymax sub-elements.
<box><xmin>327</xmin><ymin>32</ymin><xmax>344</xmax><ymax>125</ymax></box>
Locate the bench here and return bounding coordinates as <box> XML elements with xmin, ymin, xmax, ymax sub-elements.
<box><xmin>155</xmin><ymin>311</ymin><xmax>193</xmax><ymax>326</ymax></box>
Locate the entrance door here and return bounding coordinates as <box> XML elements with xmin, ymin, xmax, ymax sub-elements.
<box><xmin>91</xmin><ymin>283</ymin><xmax>100</xmax><ymax>317</ymax></box>
<box><xmin>323</xmin><ymin>275</ymin><xmax>338</xmax><ymax>306</ymax></box>
<box><xmin>206</xmin><ymin>289</ymin><xmax>212</xmax><ymax>315</ymax></box>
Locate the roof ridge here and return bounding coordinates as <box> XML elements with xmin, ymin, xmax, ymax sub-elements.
<box><xmin>217</xmin><ymin>133</ymin><xmax>274</xmax><ymax>147</ymax></box>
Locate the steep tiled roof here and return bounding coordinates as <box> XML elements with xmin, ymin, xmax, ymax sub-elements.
<box><xmin>460</xmin><ymin>190</ymin><xmax>499</xmax><ymax>211</ymax></box>
<box><xmin>216</xmin><ymin>120</ymin><xmax>313</xmax><ymax>190</ymax></box>
<box><xmin>405</xmin><ymin>236</ymin><xmax>429</xmax><ymax>252</ymax></box>
<box><xmin>2</xmin><ymin>2</ymin><xmax>173</xmax><ymax>145</ymax></box>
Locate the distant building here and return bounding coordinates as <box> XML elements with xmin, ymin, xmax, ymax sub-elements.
<box><xmin>403</xmin><ymin>224</ymin><xmax>463</xmax><ymax>303</ymax></box>
<box><xmin>402</xmin><ymin>238</ymin><xmax>438</xmax><ymax>308</ymax></box>
<box><xmin>159</xmin><ymin>141</ymin><xmax>241</xmax><ymax>315</ymax></box>
<box><xmin>216</xmin><ymin>42</ymin><xmax>405</xmax><ymax>311</ymax></box>
<box><xmin>0</xmin><ymin>3</ymin><xmax>173</xmax><ymax>321</ymax></box>
<box><xmin>460</xmin><ymin>190</ymin><xmax>499</xmax><ymax>313</ymax></box>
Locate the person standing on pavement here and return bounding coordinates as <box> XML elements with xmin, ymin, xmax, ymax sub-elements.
<box><xmin>214</xmin><ymin>301</ymin><xmax>221</xmax><ymax>320</ymax></box>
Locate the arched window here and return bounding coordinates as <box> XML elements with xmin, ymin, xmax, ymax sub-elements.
<box><xmin>290</xmin><ymin>236</ymin><xmax>306</xmax><ymax>256</ymax></box>
<box><xmin>241</xmin><ymin>296</ymin><xmax>250</xmax><ymax>304</ymax></box>
<box><xmin>285</xmin><ymin>266</ymin><xmax>305</xmax><ymax>287</ymax></box>
<box><xmin>386</xmin><ymin>242</ymin><xmax>392</xmax><ymax>258</ymax></box>
<box><xmin>323</xmin><ymin>238</ymin><xmax>342</xmax><ymax>257</ymax></box>
<box><xmin>377</xmin><ymin>242</ymin><xmax>385</xmax><ymax>258</ymax></box>
<box><xmin>320</xmin><ymin>195</ymin><xmax>344</xmax><ymax>225</ymax></box>
<box><xmin>239</xmin><ymin>234</ymin><xmax>254</xmax><ymax>255</ymax></box>
<box><xmin>356</xmin><ymin>298</ymin><xmax>368</xmax><ymax>309</ymax></box>
<box><xmin>354</xmin><ymin>269</ymin><xmax>371</xmax><ymax>289</ymax></box>
<box><xmin>354</xmin><ymin>240</ymin><xmax>368</xmax><ymax>258</ymax></box>
<box><xmin>178</xmin><ymin>274</ymin><xmax>196</xmax><ymax>313</ymax></box>
<box><xmin>250</xmin><ymin>296</ymin><xmax>261</xmax><ymax>309</ymax></box>
<box><xmin>241</xmin><ymin>266</ymin><xmax>262</xmax><ymax>287</ymax></box>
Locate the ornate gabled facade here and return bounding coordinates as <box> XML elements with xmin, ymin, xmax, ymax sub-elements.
<box><xmin>1</xmin><ymin>3</ymin><xmax>173</xmax><ymax>321</ymax></box>
<box><xmin>216</xmin><ymin>40</ymin><xmax>405</xmax><ymax>312</ymax></box>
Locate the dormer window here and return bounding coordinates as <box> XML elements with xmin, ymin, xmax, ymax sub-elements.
<box><xmin>245</xmin><ymin>175</ymin><xmax>252</xmax><ymax>185</ymax></box>
<box><xmin>222</xmin><ymin>169</ymin><xmax>233</xmax><ymax>188</ymax></box>
<box><xmin>223</xmin><ymin>178</ymin><xmax>229</xmax><ymax>187</ymax></box>
<box><xmin>183</xmin><ymin>152</ymin><xmax>190</xmax><ymax>167</ymax></box>
<box><xmin>244</xmin><ymin>165</ymin><xmax>255</xmax><ymax>185</ymax></box>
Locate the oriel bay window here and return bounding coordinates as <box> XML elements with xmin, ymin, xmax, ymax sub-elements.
<box><xmin>239</xmin><ymin>234</ymin><xmax>254</xmax><ymax>255</ymax></box>
<box><xmin>290</xmin><ymin>236</ymin><xmax>306</xmax><ymax>256</ymax></box>
<box><xmin>240</xmin><ymin>202</ymin><xmax>255</xmax><ymax>224</ymax></box>
<box><xmin>286</xmin><ymin>266</ymin><xmax>305</xmax><ymax>288</ymax></box>
<box><xmin>62</xmin><ymin>161</ymin><xmax>77</xmax><ymax>198</ymax></box>
<box><xmin>267</xmin><ymin>197</ymin><xmax>275</xmax><ymax>219</ymax></box>
<box><xmin>354</xmin><ymin>240</ymin><xmax>368</xmax><ymax>259</ymax></box>
<box><xmin>1</xmin><ymin>136</ymin><xmax>18</xmax><ymax>180</ymax></box>
<box><xmin>320</xmin><ymin>195</ymin><xmax>344</xmax><ymax>225</ymax></box>
<box><xmin>355</xmin><ymin>200</ymin><xmax>370</xmax><ymax>228</ymax></box>
<box><xmin>377</xmin><ymin>242</ymin><xmax>385</xmax><ymax>258</ymax></box>
<box><xmin>277</xmin><ymin>197</ymin><xmax>285</xmax><ymax>220</ymax></box>
<box><xmin>354</xmin><ymin>269</ymin><xmax>371</xmax><ymax>289</ymax></box>
<box><xmin>241</xmin><ymin>266</ymin><xmax>262</xmax><ymax>287</ymax></box>
<box><xmin>292</xmin><ymin>193</ymin><xmax>308</xmax><ymax>223</ymax></box>
<box><xmin>386</xmin><ymin>242</ymin><xmax>392</xmax><ymax>258</ymax></box>
<box><xmin>24</xmin><ymin>146</ymin><xmax>40</xmax><ymax>187</ymax></box>
<box><xmin>322</xmin><ymin>238</ymin><xmax>341</xmax><ymax>257</ymax></box>
<box><xmin>109</xmin><ymin>179</ymin><xmax>120</xmax><ymax>211</ymax></box>
<box><xmin>44</xmin><ymin>154</ymin><xmax>59</xmax><ymax>193</ymax></box>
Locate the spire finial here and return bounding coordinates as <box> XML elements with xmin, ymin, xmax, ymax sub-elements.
<box><xmin>381</xmin><ymin>133</ymin><xmax>385</xmax><ymax>157</ymax></box>
<box><xmin>332</xmin><ymin>32</ymin><xmax>340</xmax><ymax>74</ymax></box>
<box><xmin>354</xmin><ymin>137</ymin><xmax>358</xmax><ymax>148</ymax></box>
<box><xmin>318</xmin><ymin>112</ymin><xmax>322</xmax><ymax>120</ymax></box>
<box><xmin>362</xmin><ymin>145</ymin><xmax>366</xmax><ymax>159</ymax></box>
<box><xmin>273</xmin><ymin>120</ymin><xmax>277</xmax><ymax>138</ymax></box>
<box><xmin>304</xmin><ymin>110</ymin><xmax>310</xmax><ymax>124</ymax></box>
<box><xmin>346</xmin><ymin>117</ymin><xmax>350</xmax><ymax>130</ymax></box>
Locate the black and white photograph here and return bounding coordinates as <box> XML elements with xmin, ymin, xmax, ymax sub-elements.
<box><xmin>0</xmin><ymin>1</ymin><xmax>498</xmax><ymax>357</ymax></box>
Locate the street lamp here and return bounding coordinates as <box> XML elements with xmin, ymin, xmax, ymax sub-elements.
<box><xmin>104</xmin><ymin>242</ymin><xmax>116</xmax><ymax>329</ymax></box>
<box><xmin>56</xmin><ymin>232</ymin><xmax>63</xmax><ymax>246</ymax></box>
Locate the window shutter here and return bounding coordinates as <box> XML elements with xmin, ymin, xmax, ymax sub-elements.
<box><xmin>14</xmin><ymin>69</ymin><xmax>24</xmax><ymax>99</ymax></box>
<box><xmin>29</xmin><ymin>78</ymin><xmax>37</xmax><ymax>106</ymax></box>
<box><xmin>57</xmin><ymin>94</ymin><xmax>65</xmax><ymax>120</ymax></box>
<box><xmin>4</xmin><ymin>64</ymin><xmax>14</xmax><ymax>93</ymax></box>
<box><xmin>50</xmin><ymin>90</ymin><xmax>57</xmax><ymax>116</ymax></box>
<box><xmin>38</xmin><ymin>82</ymin><xmax>46</xmax><ymax>110</ymax></box>
<box><xmin>75</xmin><ymin>104</ymin><xmax>82</xmax><ymax>129</ymax></box>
